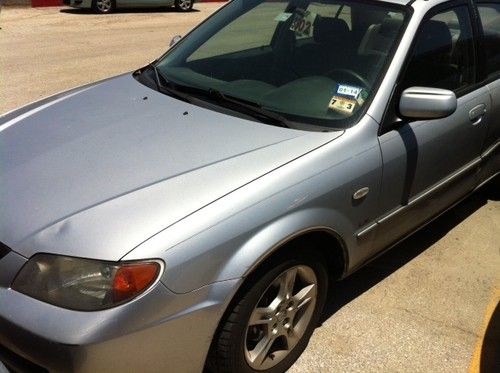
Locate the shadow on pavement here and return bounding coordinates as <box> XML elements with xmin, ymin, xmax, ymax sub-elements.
<box><xmin>320</xmin><ymin>175</ymin><xmax>499</xmax><ymax>323</ymax></box>
<box><xmin>59</xmin><ymin>7</ymin><xmax>200</xmax><ymax>15</ymax></box>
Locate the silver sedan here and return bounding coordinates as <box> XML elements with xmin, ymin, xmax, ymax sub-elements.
<box><xmin>0</xmin><ymin>0</ymin><xmax>499</xmax><ymax>372</ymax></box>
<box><xmin>63</xmin><ymin>0</ymin><xmax>194</xmax><ymax>14</ymax></box>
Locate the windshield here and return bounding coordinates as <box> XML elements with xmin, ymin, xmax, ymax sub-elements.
<box><xmin>156</xmin><ymin>0</ymin><xmax>409</xmax><ymax>128</ymax></box>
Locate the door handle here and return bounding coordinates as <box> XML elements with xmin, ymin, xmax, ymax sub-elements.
<box><xmin>469</xmin><ymin>104</ymin><xmax>486</xmax><ymax>125</ymax></box>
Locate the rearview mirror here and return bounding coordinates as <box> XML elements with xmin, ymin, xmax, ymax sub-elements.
<box><xmin>169</xmin><ymin>35</ymin><xmax>182</xmax><ymax>47</ymax></box>
<box><xmin>399</xmin><ymin>87</ymin><xmax>457</xmax><ymax>120</ymax></box>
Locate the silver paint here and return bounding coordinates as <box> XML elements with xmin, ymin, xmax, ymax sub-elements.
<box><xmin>0</xmin><ymin>0</ymin><xmax>499</xmax><ymax>371</ymax></box>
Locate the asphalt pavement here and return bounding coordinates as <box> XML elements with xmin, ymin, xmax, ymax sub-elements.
<box><xmin>0</xmin><ymin>4</ymin><xmax>499</xmax><ymax>372</ymax></box>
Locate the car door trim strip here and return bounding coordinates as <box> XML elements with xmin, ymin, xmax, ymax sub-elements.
<box><xmin>356</xmin><ymin>156</ymin><xmax>482</xmax><ymax>239</ymax></box>
<box><xmin>481</xmin><ymin>140</ymin><xmax>500</xmax><ymax>159</ymax></box>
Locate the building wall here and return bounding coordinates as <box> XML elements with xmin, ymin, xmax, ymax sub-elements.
<box><xmin>4</xmin><ymin>0</ymin><xmax>32</xmax><ymax>5</ymax></box>
<box><xmin>2</xmin><ymin>0</ymin><xmax>224</xmax><ymax>6</ymax></box>
<box><xmin>32</xmin><ymin>0</ymin><xmax>62</xmax><ymax>6</ymax></box>
<box><xmin>3</xmin><ymin>0</ymin><xmax>60</xmax><ymax>5</ymax></box>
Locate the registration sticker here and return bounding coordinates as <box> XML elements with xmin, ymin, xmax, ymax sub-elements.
<box><xmin>336</xmin><ymin>84</ymin><xmax>363</xmax><ymax>99</ymax></box>
<box><xmin>328</xmin><ymin>96</ymin><xmax>356</xmax><ymax>115</ymax></box>
<box><xmin>275</xmin><ymin>12</ymin><xmax>292</xmax><ymax>22</ymax></box>
<box><xmin>290</xmin><ymin>10</ymin><xmax>317</xmax><ymax>38</ymax></box>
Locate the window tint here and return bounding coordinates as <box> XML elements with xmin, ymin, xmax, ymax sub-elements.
<box><xmin>402</xmin><ymin>6</ymin><xmax>474</xmax><ymax>91</ymax></box>
<box><xmin>191</xmin><ymin>2</ymin><xmax>354</xmax><ymax>61</ymax></box>
<box><xmin>159</xmin><ymin>0</ymin><xmax>409</xmax><ymax>127</ymax></box>
<box><xmin>478</xmin><ymin>2</ymin><xmax>500</xmax><ymax>78</ymax></box>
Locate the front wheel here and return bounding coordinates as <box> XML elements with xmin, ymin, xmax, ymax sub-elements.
<box><xmin>208</xmin><ymin>250</ymin><xmax>328</xmax><ymax>372</ymax></box>
<box><xmin>174</xmin><ymin>0</ymin><xmax>193</xmax><ymax>12</ymax></box>
<box><xmin>91</xmin><ymin>0</ymin><xmax>115</xmax><ymax>14</ymax></box>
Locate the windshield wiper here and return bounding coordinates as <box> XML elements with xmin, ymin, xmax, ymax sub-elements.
<box><xmin>150</xmin><ymin>63</ymin><xmax>163</xmax><ymax>91</ymax></box>
<box><xmin>137</xmin><ymin>63</ymin><xmax>193</xmax><ymax>103</ymax></box>
<box><xmin>209</xmin><ymin>89</ymin><xmax>291</xmax><ymax>128</ymax></box>
<box><xmin>138</xmin><ymin>66</ymin><xmax>290</xmax><ymax>128</ymax></box>
<box><xmin>172</xmin><ymin>84</ymin><xmax>291</xmax><ymax>128</ymax></box>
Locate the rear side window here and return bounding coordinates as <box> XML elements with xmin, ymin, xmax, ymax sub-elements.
<box><xmin>477</xmin><ymin>2</ymin><xmax>500</xmax><ymax>79</ymax></box>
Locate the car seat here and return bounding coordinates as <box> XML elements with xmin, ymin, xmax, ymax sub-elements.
<box><xmin>356</xmin><ymin>16</ymin><xmax>403</xmax><ymax>84</ymax></box>
<box><xmin>293</xmin><ymin>17</ymin><xmax>352</xmax><ymax>77</ymax></box>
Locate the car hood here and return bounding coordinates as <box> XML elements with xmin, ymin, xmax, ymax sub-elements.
<box><xmin>0</xmin><ymin>74</ymin><xmax>343</xmax><ymax>261</ymax></box>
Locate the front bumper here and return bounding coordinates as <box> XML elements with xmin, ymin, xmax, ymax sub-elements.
<box><xmin>0</xmin><ymin>251</ymin><xmax>239</xmax><ymax>372</ymax></box>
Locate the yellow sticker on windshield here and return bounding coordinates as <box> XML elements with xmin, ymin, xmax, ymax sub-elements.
<box><xmin>328</xmin><ymin>96</ymin><xmax>356</xmax><ymax>115</ymax></box>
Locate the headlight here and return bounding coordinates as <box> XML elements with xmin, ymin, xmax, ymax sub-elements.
<box><xmin>12</xmin><ymin>254</ymin><xmax>162</xmax><ymax>311</ymax></box>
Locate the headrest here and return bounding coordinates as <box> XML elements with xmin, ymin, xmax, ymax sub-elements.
<box><xmin>413</xmin><ymin>20</ymin><xmax>452</xmax><ymax>57</ymax></box>
<box><xmin>313</xmin><ymin>17</ymin><xmax>350</xmax><ymax>44</ymax></box>
<box><xmin>380</xmin><ymin>17</ymin><xmax>403</xmax><ymax>37</ymax></box>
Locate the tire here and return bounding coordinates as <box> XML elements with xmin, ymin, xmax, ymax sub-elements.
<box><xmin>207</xmin><ymin>249</ymin><xmax>328</xmax><ymax>373</ymax></box>
<box><xmin>174</xmin><ymin>0</ymin><xmax>193</xmax><ymax>12</ymax></box>
<box><xmin>91</xmin><ymin>0</ymin><xmax>115</xmax><ymax>14</ymax></box>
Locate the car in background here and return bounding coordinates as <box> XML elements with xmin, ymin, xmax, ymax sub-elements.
<box><xmin>0</xmin><ymin>0</ymin><xmax>499</xmax><ymax>372</ymax></box>
<box><xmin>63</xmin><ymin>0</ymin><xmax>194</xmax><ymax>14</ymax></box>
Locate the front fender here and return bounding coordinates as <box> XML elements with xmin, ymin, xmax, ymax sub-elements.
<box><xmin>123</xmin><ymin>115</ymin><xmax>382</xmax><ymax>294</ymax></box>
<box><xmin>218</xmin><ymin>208</ymin><xmax>350</xmax><ymax>282</ymax></box>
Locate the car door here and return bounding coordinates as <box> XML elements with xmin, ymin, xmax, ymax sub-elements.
<box><xmin>370</xmin><ymin>2</ymin><xmax>491</xmax><ymax>252</ymax></box>
<box><xmin>476</xmin><ymin>1</ymin><xmax>500</xmax><ymax>184</ymax></box>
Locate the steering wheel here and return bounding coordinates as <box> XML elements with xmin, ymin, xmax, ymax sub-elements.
<box><xmin>326</xmin><ymin>68</ymin><xmax>370</xmax><ymax>88</ymax></box>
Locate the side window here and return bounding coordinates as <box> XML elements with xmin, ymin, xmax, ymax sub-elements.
<box><xmin>401</xmin><ymin>6</ymin><xmax>475</xmax><ymax>92</ymax></box>
<box><xmin>477</xmin><ymin>2</ymin><xmax>500</xmax><ymax>79</ymax></box>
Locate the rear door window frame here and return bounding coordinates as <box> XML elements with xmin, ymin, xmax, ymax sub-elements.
<box><xmin>474</xmin><ymin>0</ymin><xmax>500</xmax><ymax>84</ymax></box>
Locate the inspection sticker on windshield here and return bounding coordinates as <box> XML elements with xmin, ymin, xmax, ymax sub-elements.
<box><xmin>275</xmin><ymin>12</ymin><xmax>292</xmax><ymax>22</ymax></box>
<box><xmin>328</xmin><ymin>96</ymin><xmax>356</xmax><ymax>115</ymax></box>
<box><xmin>336</xmin><ymin>84</ymin><xmax>362</xmax><ymax>99</ymax></box>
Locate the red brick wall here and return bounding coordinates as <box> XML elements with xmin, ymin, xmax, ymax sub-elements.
<box><xmin>32</xmin><ymin>0</ymin><xmax>63</xmax><ymax>6</ymax></box>
<box><xmin>32</xmin><ymin>0</ymin><xmax>225</xmax><ymax>5</ymax></box>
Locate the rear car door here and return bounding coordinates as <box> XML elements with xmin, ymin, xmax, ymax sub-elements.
<box><xmin>476</xmin><ymin>1</ymin><xmax>500</xmax><ymax>184</ymax></box>
<box><xmin>372</xmin><ymin>1</ymin><xmax>491</xmax><ymax>252</ymax></box>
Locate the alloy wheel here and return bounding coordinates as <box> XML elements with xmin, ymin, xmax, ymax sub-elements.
<box><xmin>176</xmin><ymin>0</ymin><xmax>192</xmax><ymax>11</ymax></box>
<box><xmin>96</xmin><ymin>0</ymin><xmax>113</xmax><ymax>13</ymax></box>
<box><xmin>244</xmin><ymin>265</ymin><xmax>318</xmax><ymax>370</ymax></box>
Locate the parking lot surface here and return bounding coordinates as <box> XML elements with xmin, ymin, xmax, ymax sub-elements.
<box><xmin>1</xmin><ymin>5</ymin><xmax>499</xmax><ymax>372</ymax></box>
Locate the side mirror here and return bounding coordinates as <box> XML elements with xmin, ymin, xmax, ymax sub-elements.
<box><xmin>169</xmin><ymin>35</ymin><xmax>182</xmax><ymax>47</ymax></box>
<box><xmin>399</xmin><ymin>87</ymin><xmax>457</xmax><ymax>120</ymax></box>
